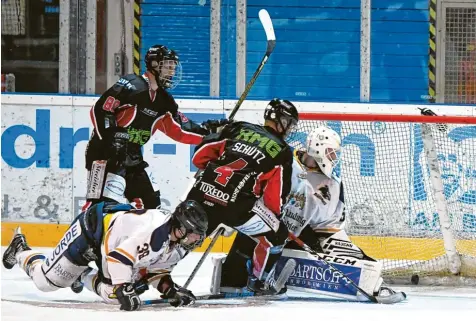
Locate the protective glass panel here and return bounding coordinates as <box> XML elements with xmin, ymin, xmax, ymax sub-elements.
<box><xmin>444</xmin><ymin>6</ymin><xmax>476</xmax><ymax>104</ymax></box>
<box><xmin>1</xmin><ymin>0</ymin><xmax>60</xmax><ymax>93</ymax></box>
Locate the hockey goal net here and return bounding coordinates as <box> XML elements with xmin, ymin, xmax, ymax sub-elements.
<box><xmin>287</xmin><ymin>111</ymin><xmax>476</xmax><ymax>284</ymax></box>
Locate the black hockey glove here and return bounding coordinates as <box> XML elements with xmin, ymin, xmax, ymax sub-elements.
<box><xmin>162</xmin><ymin>284</ymin><xmax>196</xmax><ymax>307</ymax></box>
<box><xmin>201</xmin><ymin>118</ymin><xmax>231</xmax><ymax>134</ymax></box>
<box><xmin>111</xmin><ymin>131</ymin><xmax>130</xmax><ymax>158</ymax></box>
<box><xmin>133</xmin><ymin>278</ymin><xmax>150</xmax><ymax>295</ymax></box>
<box><xmin>114</xmin><ymin>283</ymin><xmax>141</xmax><ymax>311</ymax></box>
<box><xmin>159</xmin><ymin>276</ymin><xmax>196</xmax><ymax>307</ymax></box>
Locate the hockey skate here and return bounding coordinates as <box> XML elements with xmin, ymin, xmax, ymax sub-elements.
<box><xmin>2</xmin><ymin>227</ymin><xmax>31</xmax><ymax>269</ymax></box>
<box><xmin>247</xmin><ymin>259</ymin><xmax>296</xmax><ymax>295</ymax></box>
<box><xmin>70</xmin><ymin>267</ymin><xmax>93</xmax><ymax>294</ymax></box>
<box><xmin>371</xmin><ymin>284</ymin><xmax>407</xmax><ymax>304</ymax></box>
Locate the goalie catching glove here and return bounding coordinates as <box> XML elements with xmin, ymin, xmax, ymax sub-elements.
<box><xmin>159</xmin><ymin>274</ymin><xmax>196</xmax><ymax>307</ymax></box>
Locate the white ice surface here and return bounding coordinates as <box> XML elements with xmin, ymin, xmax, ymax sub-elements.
<box><xmin>2</xmin><ymin>247</ymin><xmax>475</xmax><ymax>321</ymax></box>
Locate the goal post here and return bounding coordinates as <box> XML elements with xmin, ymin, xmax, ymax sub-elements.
<box><xmin>288</xmin><ymin>112</ymin><xmax>476</xmax><ymax>284</ymax></box>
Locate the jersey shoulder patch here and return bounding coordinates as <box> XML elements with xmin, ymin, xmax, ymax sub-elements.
<box><xmin>117</xmin><ymin>74</ymin><xmax>149</xmax><ymax>92</ymax></box>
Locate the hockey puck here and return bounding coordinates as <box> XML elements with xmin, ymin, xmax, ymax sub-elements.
<box><xmin>411</xmin><ymin>274</ymin><xmax>419</xmax><ymax>285</ymax></box>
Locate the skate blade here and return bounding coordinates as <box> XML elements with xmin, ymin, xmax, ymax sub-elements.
<box><xmin>375</xmin><ymin>291</ymin><xmax>407</xmax><ymax>304</ymax></box>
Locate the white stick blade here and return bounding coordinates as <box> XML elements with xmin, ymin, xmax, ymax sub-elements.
<box><xmin>259</xmin><ymin>9</ymin><xmax>276</xmax><ymax>41</ymax></box>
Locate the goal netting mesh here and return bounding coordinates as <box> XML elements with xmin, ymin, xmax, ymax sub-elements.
<box><xmin>287</xmin><ymin>114</ymin><xmax>476</xmax><ymax>283</ymax></box>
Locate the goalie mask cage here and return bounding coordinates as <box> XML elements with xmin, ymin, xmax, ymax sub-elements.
<box><xmin>287</xmin><ymin>112</ymin><xmax>476</xmax><ymax>285</ymax></box>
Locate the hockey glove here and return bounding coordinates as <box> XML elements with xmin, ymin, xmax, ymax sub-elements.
<box><xmin>114</xmin><ymin>283</ymin><xmax>141</xmax><ymax>311</ymax></box>
<box><xmin>162</xmin><ymin>284</ymin><xmax>196</xmax><ymax>307</ymax></box>
<box><xmin>111</xmin><ymin>131</ymin><xmax>130</xmax><ymax>158</ymax></box>
<box><xmin>201</xmin><ymin>118</ymin><xmax>231</xmax><ymax>134</ymax></box>
<box><xmin>159</xmin><ymin>276</ymin><xmax>196</xmax><ymax>307</ymax></box>
<box><xmin>133</xmin><ymin>278</ymin><xmax>150</xmax><ymax>295</ymax></box>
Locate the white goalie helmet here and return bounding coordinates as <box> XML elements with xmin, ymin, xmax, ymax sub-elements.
<box><xmin>306</xmin><ymin>126</ymin><xmax>342</xmax><ymax>178</ymax></box>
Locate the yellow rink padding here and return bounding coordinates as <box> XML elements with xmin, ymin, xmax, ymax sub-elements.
<box><xmin>0</xmin><ymin>222</ymin><xmax>230</xmax><ymax>252</ymax></box>
<box><xmin>350</xmin><ymin>235</ymin><xmax>476</xmax><ymax>260</ymax></box>
<box><xmin>2</xmin><ymin>222</ymin><xmax>475</xmax><ymax>260</ymax></box>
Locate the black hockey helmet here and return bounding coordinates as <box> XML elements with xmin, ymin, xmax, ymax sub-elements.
<box><xmin>145</xmin><ymin>44</ymin><xmax>182</xmax><ymax>89</ymax></box>
<box><xmin>171</xmin><ymin>200</ymin><xmax>208</xmax><ymax>251</ymax></box>
<box><xmin>264</xmin><ymin>98</ymin><xmax>299</xmax><ymax>137</ymax></box>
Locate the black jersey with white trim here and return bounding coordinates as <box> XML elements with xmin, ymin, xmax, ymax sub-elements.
<box><xmin>191</xmin><ymin>121</ymin><xmax>294</xmax><ymax>216</ymax></box>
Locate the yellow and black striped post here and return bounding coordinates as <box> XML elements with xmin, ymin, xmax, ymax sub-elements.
<box><xmin>429</xmin><ymin>0</ymin><xmax>437</xmax><ymax>103</ymax></box>
<box><xmin>133</xmin><ymin>0</ymin><xmax>141</xmax><ymax>75</ymax></box>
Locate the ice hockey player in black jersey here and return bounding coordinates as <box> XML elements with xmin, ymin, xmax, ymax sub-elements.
<box><xmin>84</xmin><ymin>44</ymin><xmax>228</xmax><ymax>211</ymax></box>
<box><xmin>179</xmin><ymin>98</ymin><xmax>299</xmax><ymax>294</ymax></box>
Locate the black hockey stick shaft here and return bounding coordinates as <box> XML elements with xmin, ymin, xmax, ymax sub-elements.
<box><xmin>182</xmin><ymin>227</ymin><xmax>224</xmax><ymax>289</ymax></box>
<box><xmin>142</xmin><ymin>289</ymin><xmax>261</xmax><ymax>306</ymax></box>
<box><xmin>288</xmin><ymin>233</ymin><xmax>378</xmax><ymax>303</ymax></box>
<box><xmin>229</xmin><ymin>43</ymin><xmax>276</xmax><ymax>121</ymax></box>
<box><xmin>228</xmin><ymin>9</ymin><xmax>276</xmax><ymax>121</ymax></box>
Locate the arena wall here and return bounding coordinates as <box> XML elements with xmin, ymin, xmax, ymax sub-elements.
<box><xmin>1</xmin><ymin>94</ymin><xmax>475</xmax><ymax>256</ymax></box>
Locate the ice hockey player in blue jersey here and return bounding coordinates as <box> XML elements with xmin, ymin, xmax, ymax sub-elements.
<box><xmin>2</xmin><ymin>200</ymin><xmax>208</xmax><ymax>311</ymax></box>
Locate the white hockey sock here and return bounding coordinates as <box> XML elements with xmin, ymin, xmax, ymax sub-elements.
<box><xmin>16</xmin><ymin>250</ymin><xmax>46</xmax><ymax>277</ymax></box>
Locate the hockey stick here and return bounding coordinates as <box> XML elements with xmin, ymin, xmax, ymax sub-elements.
<box><xmin>167</xmin><ymin>8</ymin><xmax>275</xmax><ymax>302</ymax></box>
<box><xmin>180</xmin><ymin>9</ymin><xmax>276</xmax><ymax>290</ymax></box>
<box><xmin>142</xmin><ymin>290</ymin><xmax>265</xmax><ymax>306</ymax></box>
<box><xmin>288</xmin><ymin>233</ymin><xmax>406</xmax><ymax>304</ymax></box>
<box><xmin>182</xmin><ymin>227</ymin><xmax>224</xmax><ymax>289</ymax></box>
<box><xmin>143</xmin><ymin>252</ymin><xmax>296</xmax><ymax>307</ymax></box>
<box><xmin>228</xmin><ymin>9</ymin><xmax>276</xmax><ymax>121</ymax></box>
<box><xmin>192</xmin><ymin>10</ymin><xmax>274</xmax><ymax>174</ymax></box>
<box><xmin>142</xmin><ymin>259</ymin><xmax>295</xmax><ymax>306</ymax></box>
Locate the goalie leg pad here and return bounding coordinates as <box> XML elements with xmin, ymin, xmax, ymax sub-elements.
<box><xmin>279</xmin><ymin>248</ymin><xmax>383</xmax><ymax>301</ymax></box>
<box><xmin>265</xmin><ymin>258</ymin><xmax>296</xmax><ymax>293</ymax></box>
<box><xmin>320</xmin><ymin>230</ymin><xmax>368</xmax><ymax>259</ymax></box>
<box><xmin>210</xmin><ymin>255</ymin><xmax>226</xmax><ymax>294</ymax></box>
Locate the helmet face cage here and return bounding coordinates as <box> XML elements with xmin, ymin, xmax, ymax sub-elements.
<box><xmin>172</xmin><ymin>200</ymin><xmax>208</xmax><ymax>251</ymax></box>
<box><xmin>155</xmin><ymin>59</ymin><xmax>182</xmax><ymax>90</ymax></box>
<box><xmin>279</xmin><ymin>115</ymin><xmax>298</xmax><ymax>137</ymax></box>
<box><xmin>264</xmin><ymin>99</ymin><xmax>299</xmax><ymax>138</ymax></box>
<box><xmin>179</xmin><ymin>231</ymin><xmax>205</xmax><ymax>251</ymax></box>
<box><xmin>306</xmin><ymin>127</ymin><xmax>341</xmax><ymax>177</ymax></box>
<box><xmin>145</xmin><ymin>45</ymin><xmax>182</xmax><ymax>89</ymax></box>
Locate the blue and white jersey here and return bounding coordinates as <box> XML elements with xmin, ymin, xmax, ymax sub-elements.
<box><xmin>99</xmin><ymin>208</ymin><xmax>186</xmax><ymax>285</ymax></box>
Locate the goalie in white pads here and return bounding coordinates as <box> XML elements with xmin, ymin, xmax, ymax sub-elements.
<box><xmin>213</xmin><ymin>126</ymin><xmax>390</xmax><ymax>301</ymax></box>
<box><xmin>2</xmin><ymin>200</ymin><xmax>208</xmax><ymax>311</ymax></box>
